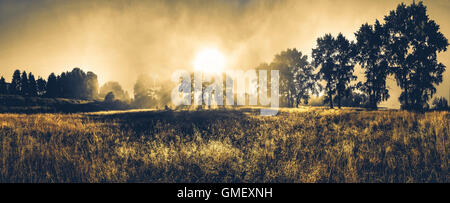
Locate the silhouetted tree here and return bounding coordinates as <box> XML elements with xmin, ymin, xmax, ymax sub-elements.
<box><xmin>384</xmin><ymin>1</ymin><xmax>448</xmax><ymax>111</ymax></box>
<box><xmin>312</xmin><ymin>33</ymin><xmax>356</xmax><ymax>108</ymax></box>
<box><xmin>104</xmin><ymin>91</ymin><xmax>115</xmax><ymax>103</ymax></box>
<box><xmin>45</xmin><ymin>68</ymin><xmax>99</xmax><ymax>99</ymax></box>
<box><xmin>355</xmin><ymin>20</ymin><xmax>390</xmax><ymax>109</ymax></box>
<box><xmin>334</xmin><ymin>34</ymin><xmax>357</xmax><ymax>108</ymax></box>
<box><xmin>0</xmin><ymin>76</ymin><xmax>7</xmax><ymax>94</ymax></box>
<box><xmin>313</xmin><ymin>34</ymin><xmax>336</xmax><ymax>108</ymax></box>
<box><xmin>27</xmin><ymin>72</ymin><xmax>37</xmax><ymax>96</ymax></box>
<box><xmin>10</xmin><ymin>70</ymin><xmax>21</xmax><ymax>95</ymax></box>
<box><xmin>57</xmin><ymin>73</ymin><xmax>66</xmax><ymax>97</ymax></box>
<box><xmin>20</xmin><ymin>71</ymin><xmax>28</xmax><ymax>96</ymax></box>
<box><xmin>36</xmin><ymin>77</ymin><xmax>47</xmax><ymax>96</ymax></box>
<box><xmin>46</xmin><ymin>73</ymin><xmax>58</xmax><ymax>97</ymax></box>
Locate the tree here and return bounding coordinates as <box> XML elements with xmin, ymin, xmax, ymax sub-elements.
<box><xmin>86</xmin><ymin>71</ymin><xmax>99</xmax><ymax>100</ymax></box>
<box><xmin>27</xmin><ymin>72</ymin><xmax>37</xmax><ymax>96</ymax></box>
<box><xmin>36</xmin><ymin>77</ymin><xmax>47</xmax><ymax>96</ymax></box>
<box><xmin>46</xmin><ymin>73</ymin><xmax>58</xmax><ymax>97</ymax></box>
<box><xmin>384</xmin><ymin>1</ymin><xmax>448</xmax><ymax>111</ymax></box>
<box><xmin>271</xmin><ymin>48</ymin><xmax>320</xmax><ymax>107</ymax></box>
<box><xmin>337</xmin><ymin>90</ymin><xmax>368</xmax><ymax>108</ymax></box>
<box><xmin>312</xmin><ymin>33</ymin><xmax>356</xmax><ymax>108</ymax></box>
<box><xmin>355</xmin><ymin>20</ymin><xmax>390</xmax><ymax>109</ymax></box>
<box><xmin>58</xmin><ymin>72</ymin><xmax>67</xmax><ymax>97</ymax></box>
<box><xmin>104</xmin><ymin>91</ymin><xmax>115</xmax><ymax>103</ymax></box>
<box><xmin>99</xmin><ymin>81</ymin><xmax>130</xmax><ymax>102</ymax></box>
<box><xmin>20</xmin><ymin>71</ymin><xmax>28</xmax><ymax>96</ymax></box>
<box><xmin>10</xmin><ymin>69</ymin><xmax>21</xmax><ymax>95</ymax></box>
<box><xmin>313</xmin><ymin>34</ymin><xmax>336</xmax><ymax>108</ymax></box>
<box><xmin>271</xmin><ymin>50</ymin><xmax>296</xmax><ymax>107</ymax></box>
<box><xmin>0</xmin><ymin>76</ymin><xmax>7</xmax><ymax>94</ymax></box>
<box><xmin>45</xmin><ymin>68</ymin><xmax>99</xmax><ymax>99</ymax></box>
<box><xmin>133</xmin><ymin>75</ymin><xmax>158</xmax><ymax>108</ymax></box>
<box><xmin>334</xmin><ymin>34</ymin><xmax>357</xmax><ymax>108</ymax></box>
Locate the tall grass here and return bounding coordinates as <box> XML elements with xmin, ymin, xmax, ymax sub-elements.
<box><xmin>0</xmin><ymin>108</ymin><xmax>448</xmax><ymax>182</ymax></box>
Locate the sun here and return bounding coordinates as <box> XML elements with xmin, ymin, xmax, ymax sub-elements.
<box><xmin>193</xmin><ymin>48</ymin><xmax>226</xmax><ymax>74</ymax></box>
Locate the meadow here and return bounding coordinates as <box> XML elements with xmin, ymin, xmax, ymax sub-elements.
<box><xmin>0</xmin><ymin>107</ymin><xmax>448</xmax><ymax>183</ymax></box>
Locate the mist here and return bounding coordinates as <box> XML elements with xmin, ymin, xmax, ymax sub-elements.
<box><xmin>0</xmin><ymin>0</ymin><xmax>449</xmax><ymax>108</ymax></box>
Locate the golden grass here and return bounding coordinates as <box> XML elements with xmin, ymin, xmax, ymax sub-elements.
<box><xmin>0</xmin><ymin>108</ymin><xmax>448</xmax><ymax>182</ymax></box>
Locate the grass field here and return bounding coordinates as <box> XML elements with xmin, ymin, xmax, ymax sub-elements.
<box><xmin>0</xmin><ymin>107</ymin><xmax>448</xmax><ymax>183</ymax></box>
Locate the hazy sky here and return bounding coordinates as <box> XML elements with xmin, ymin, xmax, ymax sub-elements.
<box><xmin>0</xmin><ymin>0</ymin><xmax>449</xmax><ymax>108</ymax></box>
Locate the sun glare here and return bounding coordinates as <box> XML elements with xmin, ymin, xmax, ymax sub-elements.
<box><xmin>193</xmin><ymin>48</ymin><xmax>226</xmax><ymax>74</ymax></box>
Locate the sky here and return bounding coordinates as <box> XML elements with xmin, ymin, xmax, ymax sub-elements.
<box><xmin>0</xmin><ymin>0</ymin><xmax>449</xmax><ymax>108</ymax></box>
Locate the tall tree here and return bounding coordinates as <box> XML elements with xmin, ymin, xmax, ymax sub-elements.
<box><xmin>384</xmin><ymin>1</ymin><xmax>448</xmax><ymax>110</ymax></box>
<box><xmin>334</xmin><ymin>34</ymin><xmax>357</xmax><ymax>108</ymax></box>
<box><xmin>271</xmin><ymin>48</ymin><xmax>319</xmax><ymax>107</ymax></box>
<box><xmin>36</xmin><ymin>77</ymin><xmax>47</xmax><ymax>96</ymax></box>
<box><xmin>355</xmin><ymin>20</ymin><xmax>390</xmax><ymax>109</ymax></box>
<box><xmin>27</xmin><ymin>72</ymin><xmax>37</xmax><ymax>96</ymax></box>
<box><xmin>10</xmin><ymin>69</ymin><xmax>21</xmax><ymax>95</ymax></box>
<box><xmin>312</xmin><ymin>34</ymin><xmax>336</xmax><ymax>108</ymax></box>
<box><xmin>271</xmin><ymin>49</ymin><xmax>297</xmax><ymax>107</ymax></box>
<box><xmin>86</xmin><ymin>71</ymin><xmax>99</xmax><ymax>100</ymax></box>
<box><xmin>20</xmin><ymin>71</ymin><xmax>28</xmax><ymax>96</ymax></box>
<box><xmin>312</xmin><ymin>33</ymin><xmax>356</xmax><ymax>108</ymax></box>
<box><xmin>46</xmin><ymin>73</ymin><xmax>58</xmax><ymax>97</ymax></box>
<box><xmin>0</xmin><ymin>76</ymin><xmax>7</xmax><ymax>94</ymax></box>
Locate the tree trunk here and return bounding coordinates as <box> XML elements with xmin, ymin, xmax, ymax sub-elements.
<box><xmin>329</xmin><ymin>92</ymin><xmax>334</xmax><ymax>109</ymax></box>
<box><xmin>404</xmin><ymin>84</ymin><xmax>409</xmax><ymax>110</ymax></box>
<box><xmin>370</xmin><ymin>93</ymin><xmax>377</xmax><ymax>110</ymax></box>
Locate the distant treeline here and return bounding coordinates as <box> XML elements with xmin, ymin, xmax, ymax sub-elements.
<box><xmin>0</xmin><ymin>68</ymin><xmax>99</xmax><ymax>100</ymax></box>
<box><xmin>0</xmin><ymin>68</ymin><xmax>134</xmax><ymax>113</ymax></box>
<box><xmin>0</xmin><ymin>67</ymin><xmax>166</xmax><ymax>110</ymax></box>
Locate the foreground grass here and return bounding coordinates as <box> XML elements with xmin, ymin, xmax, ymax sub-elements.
<box><xmin>0</xmin><ymin>108</ymin><xmax>448</xmax><ymax>182</ymax></box>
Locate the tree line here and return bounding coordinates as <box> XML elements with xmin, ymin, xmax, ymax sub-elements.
<box><xmin>0</xmin><ymin>68</ymin><xmax>99</xmax><ymax>100</ymax></box>
<box><xmin>258</xmin><ymin>1</ymin><xmax>448</xmax><ymax>111</ymax></box>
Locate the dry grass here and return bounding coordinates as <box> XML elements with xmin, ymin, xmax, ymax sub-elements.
<box><xmin>0</xmin><ymin>108</ymin><xmax>448</xmax><ymax>182</ymax></box>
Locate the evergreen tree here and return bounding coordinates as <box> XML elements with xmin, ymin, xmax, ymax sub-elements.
<box><xmin>0</xmin><ymin>76</ymin><xmax>7</xmax><ymax>94</ymax></box>
<box><xmin>20</xmin><ymin>71</ymin><xmax>28</xmax><ymax>96</ymax></box>
<box><xmin>36</xmin><ymin>77</ymin><xmax>47</xmax><ymax>96</ymax></box>
<box><xmin>46</xmin><ymin>73</ymin><xmax>58</xmax><ymax>97</ymax></box>
<box><xmin>10</xmin><ymin>69</ymin><xmax>21</xmax><ymax>95</ymax></box>
<box><xmin>28</xmin><ymin>72</ymin><xmax>37</xmax><ymax>96</ymax></box>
